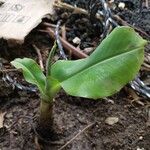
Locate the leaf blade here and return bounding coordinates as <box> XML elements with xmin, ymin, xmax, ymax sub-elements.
<box><xmin>11</xmin><ymin>58</ymin><xmax>46</xmax><ymax>95</ymax></box>
<box><xmin>51</xmin><ymin>26</ymin><xmax>147</xmax><ymax>99</ymax></box>
<box><xmin>61</xmin><ymin>48</ymin><xmax>144</xmax><ymax>98</ymax></box>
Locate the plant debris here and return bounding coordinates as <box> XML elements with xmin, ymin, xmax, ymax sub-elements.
<box><xmin>0</xmin><ymin>111</ymin><xmax>5</xmax><ymax>128</ymax></box>
<box><xmin>105</xmin><ymin>116</ymin><xmax>119</xmax><ymax>125</ymax></box>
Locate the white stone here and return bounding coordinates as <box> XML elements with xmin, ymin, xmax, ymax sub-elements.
<box><xmin>105</xmin><ymin>117</ymin><xmax>119</xmax><ymax>125</ymax></box>
<box><xmin>118</xmin><ymin>2</ymin><xmax>125</xmax><ymax>9</ymax></box>
<box><xmin>139</xmin><ymin>136</ymin><xmax>143</xmax><ymax>140</ymax></box>
<box><xmin>137</xmin><ymin>147</ymin><xmax>145</xmax><ymax>150</ymax></box>
<box><xmin>72</xmin><ymin>37</ymin><xmax>81</xmax><ymax>44</ymax></box>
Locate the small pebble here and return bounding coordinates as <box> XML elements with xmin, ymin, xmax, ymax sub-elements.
<box><xmin>105</xmin><ymin>117</ymin><xmax>119</xmax><ymax>125</ymax></box>
<box><xmin>72</xmin><ymin>37</ymin><xmax>81</xmax><ymax>44</ymax></box>
<box><xmin>118</xmin><ymin>2</ymin><xmax>125</xmax><ymax>9</ymax></box>
<box><xmin>77</xmin><ymin>114</ymin><xmax>80</xmax><ymax>117</ymax></box>
<box><xmin>137</xmin><ymin>147</ymin><xmax>145</xmax><ymax>150</ymax></box>
<box><xmin>139</xmin><ymin>136</ymin><xmax>143</xmax><ymax>140</ymax></box>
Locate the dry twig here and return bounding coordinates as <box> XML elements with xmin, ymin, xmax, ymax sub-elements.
<box><xmin>61</xmin><ymin>25</ymin><xmax>67</xmax><ymax>41</ymax></box>
<box><xmin>32</xmin><ymin>44</ymin><xmax>44</xmax><ymax>71</ymax></box>
<box><xmin>145</xmin><ymin>0</ymin><xmax>149</xmax><ymax>8</ymax></box>
<box><xmin>113</xmin><ymin>15</ymin><xmax>150</xmax><ymax>38</ymax></box>
<box><xmin>39</xmin><ymin>27</ymin><xmax>88</xmax><ymax>58</ymax></box>
<box><xmin>54</xmin><ymin>1</ymin><xmax>102</xmax><ymax>20</ymax></box>
<box><xmin>58</xmin><ymin>122</ymin><xmax>95</xmax><ymax>150</ymax></box>
<box><xmin>0</xmin><ymin>68</ymin><xmax>20</xmax><ymax>73</ymax></box>
<box><xmin>43</xmin><ymin>22</ymin><xmax>71</xmax><ymax>31</ymax></box>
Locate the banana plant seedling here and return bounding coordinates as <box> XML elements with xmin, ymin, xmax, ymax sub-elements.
<box><xmin>11</xmin><ymin>26</ymin><xmax>147</xmax><ymax>140</ymax></box>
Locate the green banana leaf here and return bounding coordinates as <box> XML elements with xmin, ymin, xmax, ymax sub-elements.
<box><xmin>51</xmin><ymin>26</ymin><xmax>147</xmax><ymax>99</ymax></box>
<box><xmin>11</xmin><ymin>58</ymin><xmax>46</xmax><ymax>95</ymax></box>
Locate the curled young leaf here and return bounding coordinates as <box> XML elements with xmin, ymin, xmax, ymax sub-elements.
<box><xmin>51</xmin><ymin>26</ymin><xmax>147</xmax><ymax>99</ymax></box>
<box><xmin>45</xmin><ymin>76</ymin><xmax>61</xmax><ymax>101</ymax></box>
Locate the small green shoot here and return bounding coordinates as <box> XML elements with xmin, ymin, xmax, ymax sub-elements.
<box><xmin>11</xmin><ymin>26</ymin><xmax>147</xmax><ymax>139</ymax></box>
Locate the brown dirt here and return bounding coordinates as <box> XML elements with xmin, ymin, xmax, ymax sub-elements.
<box><xmin>0</xmin><ymin>88</ymin><xmax>150</xmax><ymax>150</ymax></box>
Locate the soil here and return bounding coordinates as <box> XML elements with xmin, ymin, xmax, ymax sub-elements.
<box><xmin>0</xmin><ymin>0</ymin><xmax>150</xmax><ymax>150</ymax></box>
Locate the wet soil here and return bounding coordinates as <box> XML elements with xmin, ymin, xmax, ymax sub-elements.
<box><xmin>0</xmin><ymin>88</ymin><xmax>150</xmax><ymax>150</ymax></box>
<box><xmin>0</xmin><ymin>0</ymin><xmax>150</xmax><ymax>150</ymax></box>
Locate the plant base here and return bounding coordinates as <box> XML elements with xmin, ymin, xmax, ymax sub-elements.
<box><xmin>36</xmin><ymin>100</ymin><xmax>62</xmax><ymax>142</ymax></box>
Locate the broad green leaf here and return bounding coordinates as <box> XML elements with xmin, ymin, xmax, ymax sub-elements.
<box><xmin>51</xmin><ymin>26</ymin><xmax>147</xmax><ymax>99</ymax></box>
<box><xmin>11</xmin><ymin>58</ymin><xmax>46</xmax><ymax>95</ymax></box>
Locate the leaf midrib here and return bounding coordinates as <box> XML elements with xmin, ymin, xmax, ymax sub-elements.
<box><xmin>60</xmin><ymin>47</ymin><xmax>143</xmax><ymax>84</ymax></box>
